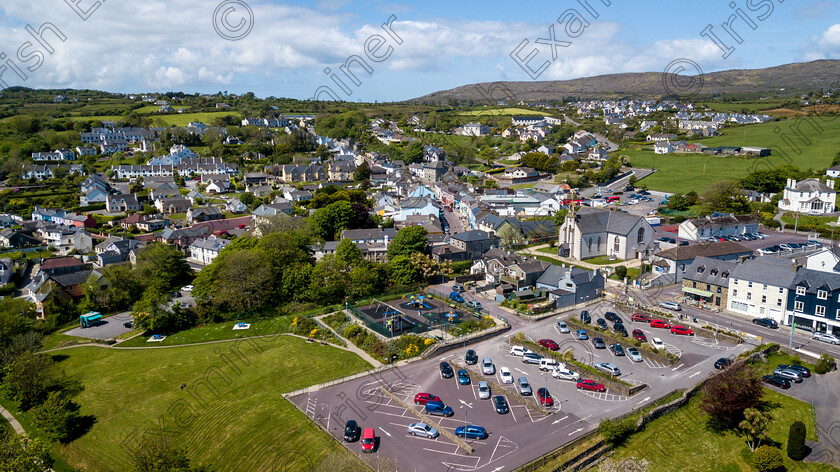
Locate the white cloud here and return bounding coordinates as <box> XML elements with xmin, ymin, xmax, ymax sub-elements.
<box><xmin>798</xmin><ymin>23</ymin><xmax>840</xmax><ymax>61</ymax></box>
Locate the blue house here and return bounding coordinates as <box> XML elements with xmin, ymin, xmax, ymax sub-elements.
<box><xmin>786</xmin><ymin>268</ymin><xmax>840</xmax><ymax>336</ymax></box>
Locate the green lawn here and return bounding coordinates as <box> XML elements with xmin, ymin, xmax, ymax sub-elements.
<box><xmin>610</xmin><ymin>389</ymin><xmax>833</xmax><ymax>472</ymax></box>
<box><xmin>460</xmin><ymin>107</ymin><xmax>544</xmax><ymax>116</ymax></box>
<box><xmin>55</xmin><ymin>337</ymin><xmax>371</xmax><ymax>472</ymax></box>
<box><xmin>117</xmin><ymin>318</ymin><xmax>296</xmax><ymax>347</ymax></box>
<box><xmin>698</xmin><ymin>99</ymin><xmax>790</xmax><ymax>114</ymax></box>
<box><xmin>582</xmin><ymin>256</ymin><xmax>624</xmax><ymax>265</ymax></box>
<box><xmin>67</xmin><ymin>110</ymin><xmax>240</xmax><ymax>126</ymax></box>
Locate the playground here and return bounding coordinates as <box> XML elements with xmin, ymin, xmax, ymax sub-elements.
<box><xmin>351</xmin><ymin>294</ymin><xmax>478</xmax><ymax>338</ymax></box>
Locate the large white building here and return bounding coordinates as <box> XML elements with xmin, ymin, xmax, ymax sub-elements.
<box><xmin>727</xmin><ymin>257</ymin><xmax>797</xmax><ymax>322</ymax></box>
<box><xmin>189</xmin><ymin>235</ymin><xmax>230</xmax><ymax>266</ymax></box>
<box><xmin>778</xmin><ymin>178</ymin><xmax>836</xmax><ymax>214</ymax></box>
<box><xmin>557</xmin><ymin>207</ymin><xmax>655</xmax><ymax>261</ymax></box>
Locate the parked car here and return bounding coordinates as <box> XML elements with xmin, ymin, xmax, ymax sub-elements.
<box><xmin>493</xmin><ymin>395</ymin><xmax>509</xmax><ymax>414</ymax></box>
<box><xmin>658</xmin><ymin>301</ymin><xmax>681</xmax><ymax>311</ymax></box>
<box><xmin>424</xmin><ymin>400</ymin><xmax>455</xmax><ymax>416</ymax></box>
<box><xmin>576</xmin><ymin>379</ymin><xmax>606</xmax><ymax>392</ymax></box>
<box><xmin>478</xmin><ymin>381</ymin><xmax>491</xmax><ymax>399</ymax></box>
<box><xmin>632</xmin><ymin>329</ymin><xmax>647</xmax><ymax>342</ymax></box>
<box><xmin>466</xmin><ymin>300</ymin><xmax>482</xmax><ymax>310</ymax></box>
<box><xmin>457</xmin><ymin>369</ymin><xmax>471</xmax><ymax>385</ymax></box>
<box><xmin>539</xmin><ymin>358</ymin><xmax>559</xmax><ymax>371</ymax></box>
<box><xmin>591</xmin><ymin>337</ymin><xmax>606</xmax><ymax>349</ymax></box>
<box><xmin>670</xmin><ymin>325</ymin><xmax>694</xmax><ymax>336</ymax></box>
<box><xmin>552</xmin><ymin>365</ymin><xmax>580</xmax><ymax>381</ymax></box>
<box><xmin>596</xmin><ymin>318</ymin><xmax>608</xmax><ymax>330</ymax></box>
<box><xmin>651</xmin><ymin>338</ymin><xmax>666</xmax><ymax>350</ymax></box>
<box><xmin>408</xmin><ymin>422</ymin><xmax>439</xmax><ymax>439</ymax></box>
<box><xmin>449</xmin><ymin>292</ymin><xmax>464</xmax><ymax>303</ymax></box>
<box><xmin>613</xmin><ymin>323</ymin><xmax>628</xmax><ymax>337</ymax></box>
<box><xmin>762</xmin><ymin>374</ymin><xmax>791</xmax><ymax>389</ymax></box>
<box><xmin>465</xmin><ymin>349</ymin><xmax>478</xmax><ymax>365</ymax></box>
<box><xmin>455</xmin><ymin>425</ymin><xmax>488</xmax><ymax>440</ymax></box>
<box><xmin>522</xmin><ymin>352</ymin><xmax>543</xmax><ymax>364</ymax></box>
<box><xmin>482</xmin><ymin>357</ymin><xmax>495</xmax><ymax>375</ymax></box>
<box><xmin>626</xmin><ymin>347</ymin><xmax>643</xmax><ymax>362</ymax></box>
<box><xmin>537</xmin><ymin>387</ymin><xmax>554</xmax><ymax>406</ymax></box>
<box><xmin>123</xmin><ymin>321</ymin><xmax>133</xmax><ymax>328</ymax></box>
<box><xmin>714</xmin><ymin>358</ymin><xmax>731</xmax><ymax>369</ymax></box>
<box><xmin>344</xmin><ymin>420</ymin><xmax>359</xmax><ymax>442</ymax></box>
<box><xmin>609</xmin><ymin>344</ymin><xmax>625</xmax><ymax>356</ymax></box>
<box><xmin>576</xmin><ymin>329</ymin><xmax>589</xmax><ymax>340</ymax></box>
<box><xmin>773</xmin><ymin>368</ymin><xmax>804</xmax><ymax>383</ymax></box>
<box><xmin>605</xmin><ymin>312</ymin><xmax>621</xmax><ymax>323</ymax></box>
<box><xmin>414</xmin><ymin>393</ymin><xmax>441</xmax><ymax>405</ymax></box>
<box><xmin>440</xmin><ymin>362</ymin><xmax>454</xmax><ymax>378</ymax></box>
<box><xmin>557</xmin><ymin>321</ymin><xmax>570</xmax><ymax>333</ymax></box>
<box><xmin>452</xmin><ymin>284</ymin><xmax>465</xmax><ymax>292</ymax></box>
<box><xmin>777</xmin><ymin>364</ymin><xmax>811</xmax><ymax>377</ymax></box>
<box><xmin>539</xmin><ymin>339</ymin><xmax>559</xmax><ymax>351</ymax></box>
<box><xmin>580</xmin><ymin>311</ymin><xmax>591</xmax><ymax>324</ymax></box>
<box><xmin>361</xmin><ymin>428</ymin><xmax>376</xmax><ymax>452</ymax></box>
<box><xmin>499</xmin><ymin>367</ymin><xmax>514</xmax><ymax>384</ymax></box>
<box><xmin>181</xmin><ymin>285</ymin><xmax>194</xmax><ymax>292</ymax></box>
<box><xmin>812</xmin><ymin>332</ymin><xmax>840</xmax><ymax>345</ymax></box>
<box><xmin>595</xmin><ymin>362</ymin><xmax>621</xmax><ymax>376</ymax></box>
<box><xmin>657</xmin><ymin>237</ymin><xmax>676</xmax><ymax>244</ymax></box>
<box><xmin>510</xmin><ymin>345</ymin><xmax>531</xmax><ymax>356</ymax></box>
<box><xmin>517</xmin><ymin>377</ymin><xmax>533</xmax><ymax>395</ymax></box>
<box><xmin>752</xmin><ymin>318</ymin><xmax>779</xmax><ymax>329</ymax></box>
<box><xmin>631</xmin><ymin>313</ymin><xmax>651</xmax><ymax>323</ymax></box>
<box><xmin>806</xmin><ymin>240</ymin><xmax>823</xmax><ymax>247</ymax></box>
<box><xmin>650</xmin><ymin>319</ymin><xmax>671</xmax><ymax>329</ymax></box>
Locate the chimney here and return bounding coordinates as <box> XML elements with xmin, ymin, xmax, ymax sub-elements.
<box><xmin>790</xmin><ymin>179</ymin><xmax>797</xmax><ymax>189</ymax></box>
<box><xmin>829</xmin><ymin>179</ymin><xmax>835</xmax><ymax>190</ymax></box>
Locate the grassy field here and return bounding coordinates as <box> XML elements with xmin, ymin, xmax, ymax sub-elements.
<box><xmin>116</xmin><ymin>317</ymin><xmax>300</xmax><ymax>347</ymax></box>
<box><xmin>67</xmin><ymin>110</ymin><xmax>240</xmax><ymax>126</ymax></box>
<box><xmin>698</xmin><ymin>99</ymin><xmax>790</xmax><ymax>113</ymax></box>
<box><xmin>610</xmin><ymin>389</ymin><xmax>833</xmax><ymax>472</ymax></box>
<box><xmin>55</xmin><ymin>336</ymin><xmax>371</xmax><ymax>472</ymax></box>
<box><xmin>460</xmin><ymin>107</ymin><xmax>544</xmax><ymax>116</ymax></box>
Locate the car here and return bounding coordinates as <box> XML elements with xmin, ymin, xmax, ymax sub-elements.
<box><xmin>478</xmin><ymin>381</ymin><xmax>491</xmax><ymax>399</ymax></box>
<box><xmin>344</xmin><ymin>420</ymin><xmax>359</xmax><ymax>442</ymax></box>
<box><xmin>576</xmin><ymin>379</ymin><xmax>606</xmax><ymax>392</ymax></box>
<box><xmin>777</xmin><ymin>364</ymin><xmax>811</xmax><ymax>377</ymax></box>
<box><xmin>628</xmin><ymin>199</ymin><xmax>639</xmax><ymax>205</ymax></box>
<box><xmin>806</xmin><ymin>240</ymin><xmax>823</xmax><ymax>247</ymax></box>
<box><xmin>493</xmin><ymin>395</ymin><xmax>509</xmax><ymax>414</ymax></box>
<box><xmin>576</xmin><ymin>329</ymin><xmax>589</xmax><ymax>340</ymax></box>
<box><xmin>596</xmin><ymin>318</ymin><xmax>608</xmax><ymax>330</ymax></box>
<box><xmin>539</xmin><ymin>339</ymin><xmax>559</xmax><ymax>351</ymax></box>
<box><xmin>595</xmin><ymin>362</ymin><xmax>621</xmax><ymax>376</ymax></box>
<box><xmin>537</xmin><ymin>387</ymin><xmax>554</xmax><ymax>406</ymax></box>
<box><xmin>123</xmin><ymin>321</ymin><xmax>133</xmax><ymax>328</ymax></box>
<box><xmin>632</xmin><ymin>328</ymin><xmax>647</xmax><ymax>342</ymax></box>
<box><xmin>613</xmin><ymin>323</ymin><xmax>628</xmax><ymax>337</ymax></box>
<box><xmin>757</xmin><ymin>247</ymin><xmax>776</xmax><ymax>255</ymax></box>
<box><xmin>457</xmin><ymin>369</ymin><xmax>471</xmax><ymax>385</ymax></box>
<box><xmin>626</xmin><ymin>347</ymin><xmax>643</xmax><ymax>362</ymax></box>
<box><xmin>557</xmin><ymin>321</ymin><xmax>570</xmax><ymax>333</ymax></box>
<box><xmin>670</xmin><ymin>325</ymin><xmax>694</xmax><ymax>336</ymax></box>
<box><xmin>580</xmin><ymin>311</ymin><xmax>591</xmax><ymax>324</ymax></box>
<box><xmin>773</xmin><ymin>368</ymin><xmax>804</xmax><ymax>383</ymax></box>
<box><xmin>650</xmin><ymin>319</ymin><xmax>671</xmax><ymax>329</ymax></box>
<box><xmin>424</xmin><ymin>400</ymin><xmax>455</xmax><ymax>417</ymax></box>
<box><xmin>455</xmin><ymin>425</ymin><xmax>488</xmax><ymax>440</ymax></box>
<box><xmin>238</xmin><ymin>224</ymin><xmax>247</xmax><ymax>229</ymax></box>
<box><xmin>482</xmin><ymin>357</ymin><xmax>495</xmax><ymax>375</ymax></box>
<box><xmin>608</xmin><ymin>344</ymin><xmax>625</xmax><ymax>356</ymax></box>
<box><xmin>753</xmin><ymin>232</ymin><xmax>766</xmax><ymax>239</ymax></box>
<box><xmin>812</xmin><ymin>332</ymin><xmax>840</xmax><ymax>345</ymax></box>
<box><xmin>452</xmin><ymin>284</ymin><xmax>465</xmax><ymax>292</ymax></box>
<box><xmin>605</xmin><ymin>312</ymin><xmax>621</xmax><ymax>323</ymax></box>
<box><xmin>517</xmin><ymin>377</ymin><xmax>533</xmax><ymax>395</ymax></box>
<box><xmin>678</xmin><ymin>241</ymin><xmax>689</xmax><ymax>246</ymax></box>
<box><xmin>181</xmin><ymin>285</ymin><xmax>194</xmax><ymax>292</ymax></box>
<box><xmin>714</xmin><ymin>358</ymin><xmax>732</xmax><ymax>369</ymax></box>
<box><xmin>762</xmin><ymin>374</ymin><xmax>791</xmax><ymax>389</ymax></box>
<box><xmin>552</xmin><ymin>365</ymin><xmax>581</xmax><ymax>380</ymax></box>
<box><xmin>631</xmin><ymin>313</ymin><xmax>651</xmax><ymax>323</ymax></box>
<box><xmin>440</xmin><ymin>362</ymin><xmax>454</xmax><ymax>378</ymax></box>
<box><xmin>591</xmin><ymin>337</ymin><xmax>606</xmax><ymax>349</ymax></box>
<box><xmin>361</xmin><ymin>428</ymin><xmax>376</xmax><ymax>452</ymax></box>
<box><xmin>407</xmin><ymin>422</ymin><xmax>439</xmax><ymax>438</ymax></box>
<box><xmin>414</xmin><ymin>393</ymin><xmax>441</xmax><ymax>405</ymax></box>
<box><xmin>465</xmin><ymin>300</ymin><xmax>482</xmax><ymax>310</ymax></box>
<box><xmin>779</xmin><ymin>243</ymin><xmax>795</xmax><ymax>251</ymax></box>
<box><xmin>465</xmin><ymin>349</ymin><xmax>478</xmax><ymax>365</ymax></box>
<box><xmin>510</xmin><ymin>345</ymin><xmax>532</xmax><ymax>356</ymax></box>
<box><xmin>522</xmin><ymin>352</ymin><xmax>543</xmax><ymax>364</ymax></box>
<box><xmin>657</xmin><ymin>236</ymin><xmax>676</xmax><ymax>244</ymax></box>
<box><xmin>658</xmin><ymin>301</ymin><xmax>681</xmax><ymax>311</ymax></box>
<box><xmin>449</xmin><ymin>292</ymin><xmax>465</xmax><ymax>303</ymax></box>
<box><xmin>499</xmin><ymin>367</ymin><xmax>514</xmax><ymax>384</ymax></box>
<box><xmin>752</xmin><ymin>318</ymin><xmax>779</xmax><ymax>329</ymax></box>
<box><xmin>651</xmin><ymin>337</ymin><xmax>666</xmax><ymax>350</ymax></box>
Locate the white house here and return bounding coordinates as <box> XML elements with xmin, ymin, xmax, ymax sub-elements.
<box><xmin>557</xmin><ymin>207</ymin><xmax>655</xmax><ymax>261</ymax></box>
<box><xmin>189</xmin><ymin>236</ymin><xmax>230</xmax><ymax>266</ymax></box>
<box><xmin>654</xmin><ymin>141</ymin><xmax>673</xmax><ymax>154</ymax></box>
<box><xmin>826</xmin><ymin>165</ymin><xmax>840</xmax><ymax>178</ymax></box>
<box><xmin>728</xmin><ymin>257</ymin><xmax>797</xmax><ymax>323</ymax></box>
<box><xmin>778</xmin><ymin>178</ymin><xmax>836</xmax><ymax>214</ymax></box>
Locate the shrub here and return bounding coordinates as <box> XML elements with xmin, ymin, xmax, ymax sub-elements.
<box><xmin>787</xmin><ymin>421</ymin><xmax>806</xmax><ymax>460</ymax></box>
<box><xmin>614</xmin><ymin>266</ymin><xmax>628</xmax><ymax>280</ymax></box>
<box><xmin>0</xmin><ymin>282</ymin><xmax>15</xmax><ymax>296</ymax></box>
<box><xmin>815</xmin><ymin>354</ymin><xmax>836</xmax><ymax>374</ymax></box>
<box><xmin>343</xmin><ymin>324</ymin><xmax>363</xmax><ymax>339</ymax></box>
<box><xmin>752</xmin><ymin>445</ymin><xmax>784</xmax><ymax>472</ymax></box>
<box><xmin>599</xmin><ymin>417</ymin><xmax>636</xmax><ymax>447</ymax></box>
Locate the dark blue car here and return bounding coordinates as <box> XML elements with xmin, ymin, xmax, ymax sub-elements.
<box><xmin>449</xmin><ymin>292</ymin><xmax>464</xmax><ymax>303</ymax></box>
<box><xmin>455</xmin><ymin>425</ymin><xmax>488</xmax><ymax>439</ymax></box>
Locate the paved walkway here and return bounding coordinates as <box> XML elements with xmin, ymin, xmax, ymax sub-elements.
<box><xmin>315</xmin><ymin>312</ymin><xmax>383</xmax><ymax>368</ymax></box>
<box><xmin>518</xmin><ymin>244</ymin><xmax>642</xmax><ymax>270</ymax></box>
<box><xmin>0</xmin><ymin>405</ymin><xmax>25</xmax><ymax>435</ymax></box>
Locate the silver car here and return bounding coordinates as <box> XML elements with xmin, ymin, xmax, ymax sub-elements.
<box><xmin>626</xmin><ymin>347</ymin><xmax>643</xmax><ymax>363</ymax></box>
<box><xmin>407</xmin><ymin>422</ymin><xmax>439</xmax><ymax>438</ymax></box>
<box><xmin>595</xmin><ymin>362</ymin><xmax>621</xmax><ymax>376</ymax></box>
<box><xmin>478</xmin><ymin>381</ymin><xmax>491</xmax><ymax>399</ymax></box>
<box><xmin>813</xmin><ymin>332</ymin><xmax>840</xmax><ymax>345</ymax></box>
<box><xmin>773</xmin><ymin>368</ymin><xmax>803</xmax><ymax>383</ymax></box>
<box><xmin>517</xmin><ymin>377</ymin><xmax>532</xmax><ymax>396</ymax></box>
<box><xmin>557</xmin><ymin>320</ymin><xmax>570</xmax><ymax>333</ymax></box>
<box><xmin>482</xmin><ymin>357</ymin><xmax>495</xmax><ymax>375</ymax></box>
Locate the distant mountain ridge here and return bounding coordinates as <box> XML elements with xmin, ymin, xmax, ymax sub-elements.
<box><xmin>409</xmin><ymin>60</ymin><xmax>840</xmax><ymax>103</ymax></box>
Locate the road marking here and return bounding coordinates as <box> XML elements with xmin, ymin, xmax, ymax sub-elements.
<box><xmin>459</xmin><ymin>399</ymin><xmax>473</xmax><ymax>409</ymax></box>
<box><xmin>379</xmin><ymin>427</ymin><xmax>391</xmax><ymax>437</ymax></box>
<box><xmin>491</xmin><ymin>467</ymin><xmax>504</xmax><ymax>472</ymax></box>
<box><xmin>515</xmin><ymin>368</ymin><xmax>528</xmax><ymax>375</ymax></box>
<box><xmin>440</xmin><ymin>355</ymin><xmax>453</xmax><ymax>361</ymax></box>
<box><xmin>636</xmin><ymin>396</ymin><xmax>651</xmax><ymax>405</ymax></box>
<box><xmin>671</xmin><ymin>363</ymin><xmax>684</xmax><ymax>371</ymax></box>
<box><xmin>553</xmin><ymin>415</ymin><xmax>569</xmax><ymax>424</ymax></box>
<box><xmin>689</xmin><ymin>371</ymin><xmax>702</xmax><ymax>378</ymax></box>
<box><xmin>568</xmin><ymin>427</ymin><xmax>584</xmax><ymax>436</ymax></box>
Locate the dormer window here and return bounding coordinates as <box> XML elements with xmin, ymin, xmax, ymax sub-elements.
<box><xmin>710</xmin><ymin>269</ymin><xmax>718</xmax><ymax>276</ymax></box>
<box><xmin>796</xmin><ymin>286</ymin><xmax>806</xmax><ymax>296</ymax></box>
<box><xmin>721</xmin><ymin>271</ymin><xmax>729</xmax><ymax>279</ymax></box>
<box><xmin>697</xmin><ymin>266</ymin><xmax>705</xmax><ymax>273</ymax></box>
<box><xmin>817</xmin><ymin>289</ymin><xmax>828</xmax><ymax>300</ymax></box>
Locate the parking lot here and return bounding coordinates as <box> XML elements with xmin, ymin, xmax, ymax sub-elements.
<box><xmin>64</xmin><ymin>311</ymin><xmax>134</xmax><ymax>340</ymax></box>
<box><xmin>289</xmin><ymin>300</ymin><xmax>746</xmax><ymax>471</ymax></box>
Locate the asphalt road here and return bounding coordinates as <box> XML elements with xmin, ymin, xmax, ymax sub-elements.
<box><xmin>65</xmin><ymin>311</ymin><xmax>134</xmax><ymax>340</ymax></box>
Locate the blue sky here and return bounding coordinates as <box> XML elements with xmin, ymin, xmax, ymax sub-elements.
<box><xmin>0</xmin><ymin>0</ymin><xmax>838</xmax><ymax>101</ymax></box>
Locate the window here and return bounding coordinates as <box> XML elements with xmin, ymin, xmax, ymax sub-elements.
<box><xmin>637</xmin><ymin>227</ymin><xmax>645</xmax><ymax>244</ymax></box>
<box><xmin>731</xmin><ymin>300</ymin><xmax>749</xmax><ymax>311</ymax></box>
<box><xmin>707</xmin><ymin>284</ymin><xmax>711</xmax><ymax>291</ymax></box>
<box><xmin>721</xmin><ymin>271</ymin><xmax>729</xmax><ymax>279</ymax></box>
<box><xmin>734</xmin><ymin>279</ymin><xmax>739</xmax><ymax>285</ymax></box>
<box><xmin>796</xmin><ymin>286</ymin><xmax>806</xmax><ymax>296</ymax></box>
<box><xmin>761</xmin><ymin>295</ymin><xmax>766</xmax><ymax>303</ymax></box>
<box><xmin>818</xmin><ymin>290</ymin><xmax>828</xmax><ymax>300</ymax></box>
<box><xmin>748</xmin><ymin>281</ymin><xmax>753</xmax><ymax>288</ymax></box>
<box><xmin>716</xmin><ymin>287</ymin><xmax>722</xmax><ymax>294</ymax></box>
<box><xmin>697</xmin><ymin>266</ymin><xmax>705</xmax><ymax>273</ymax></box>
<box><xmin>597</xmin><ymin>236</ymin><xmax>602</xmax><ymax>251</ymax></box>
<box><xmin>794</xmin><ymin>301</ymin><xmax>804</xmax><ymax>312</ymax></box>
<box><xmin>733</xmin><ymin>289</ymin><xmax>738</xmax><ymax>297</ymax></box>
<box><xmin>759</xmin><ymin>307</ymin><xmax>765</xmax><ymax>315</ymax></box>
<box><xmin>746</xmin><ymin>292</ymin><xmax>752</xmax><ymax>300</ymax></box>
<box><xmin>614</xmin><ymin>236</ymin><xmax>620</xmax><ymax>253</ymax></box>
<box><xmin>710</xmin><ymin>268</ymin><xmax>718</xmax><ymax>276</ymax></box>
<box><xmin>762</xmin><ymin>284</ymin><xmax>767</xmax><ymax>291</ymax></box>
<box><xmin>816</xmin><ymin>305</ymin><xmax>826</xmax><ymax>316</ymax></box>
<box><xmin>588</xmin><ymin>238</ymin><xmax>592</xmax><ymax>252</ymax></box>
<box><xmin>777</xmin><ymin>298</ymin><xmax>782</xmax><ymax>307</ymax></box>
<box><xmin>779</xmin><ymin>287</ymin><xmax>784</xmax><ymax>294</ymax></box>
<box><xmin>692</xmin><ymin>282</ymin><xmax>697</xmax><ymax>288</ymax></box>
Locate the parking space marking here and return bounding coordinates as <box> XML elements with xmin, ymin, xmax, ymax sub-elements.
<box><xmin>514</xmin><ymin>368</ymin><xmax>528</xmax><ymax>375</ymax></box>
<box><xmin>688</xmin><ymin>371</ymin><xmax>702</xmax><ymax>378</ymax></box>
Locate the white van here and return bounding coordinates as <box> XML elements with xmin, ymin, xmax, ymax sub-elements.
<box><xmin>539</xmin><ymin>358</ymin><xmax>559</xmax><ymax>371</ymax></box>
<box><xmin>659</xmin><ymin>301</ymin><xmax>681</xmax><ymax>311</ymax></box>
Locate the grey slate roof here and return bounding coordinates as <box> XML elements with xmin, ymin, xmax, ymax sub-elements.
<box><xmin>791</xmin><ymin>179</ymin><xmax>835</xmax><ymax>193</ymax></box>
<box><xmin>730</xmin><ymin>257</ymin><xmax>798</xmax><ymax>287</ymax></box>
<box><xmin>791</xmin><ymin>267</ymin><xmax>840</xmax><ymax>292</ymax></box>
<box><xmin>656</xmin><ymin>241</ymin><xmax>752</xmax><ymax>261</ymax></box>
<box><xmin>682</xmin><ymin>256</ymin><xmax>738</xmax><ymax>285</ymax></box>
<box><xmin>451</xmin><ymin>230</ymin><xmax>495</xmax><ymax>243</ymax></box>
<box><xmin>574</xmin><ymin>207</ymin><xmax>643</xmax><ymax>236</ymax></box>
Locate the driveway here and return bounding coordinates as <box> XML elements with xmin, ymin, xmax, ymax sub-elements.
<box><xmin>64</xmin><ymin>311</ymin><xmax>134</xmax><ymax>340</ymax></box>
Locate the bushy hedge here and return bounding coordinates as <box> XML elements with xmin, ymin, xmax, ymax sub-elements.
<box><xmin>752</xmin><ymin>445</ymin><xmax>784</xmax><ymax>472</ymax></box>
<box><xmin>787</xmin><ymin>421</ymin><xmax>806</xmax><ymax>461</ymax></box>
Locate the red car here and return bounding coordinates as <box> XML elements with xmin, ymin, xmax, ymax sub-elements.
<box><xmin>238</xmin><ymin>224</ymin><xmax>247</xmax><ymax>229</ymax></box>
<box><xmin>671</xmin><ymin>325</ymin><xmax>694</xmax><ymax>336</ymax></box>
<box><xmin>361</xmin><ymin>428</ymin><xmax>376</xmax><ymax>453</ymax></box>
<box><xmin>576</xmin><ymin>379</ymin><xmax>606</xmax><ymax>392</ymax></box>
<box><xmin>537</xmin><ymin>387</ymin><xmax>554</xmax><ymax>406</ymax></box>
<box><xmin>650</xmin><ymin>319</ymin><xmax>671</xmax><ymax>329</ymax></box>
<box><xmin>631</xmin><ymin>313</ymin><xmax>651</xmax><ymax>323</ymax></box>
<box><xmin>539</xmin><ymin>339</ymin><xmax>559</xmax><ymax>351</ymax></box>
<box><xmin>414</xmin><ymin>393</ymin><xmax>441</xmax><ymax>405</ymax></box>
<box><xmin>632</xmin><ymin>329</ymin><xmax>647</xmax><ymax>342</ymax></box>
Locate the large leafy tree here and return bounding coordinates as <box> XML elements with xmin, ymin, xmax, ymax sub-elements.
<box><xmin>4</xmin><ymin>351</ymin><xmax>55</xmax><ymax>410</ymax></box>
<box><xmin>387</xmin><ymin>227</ymin><xmax>428</xmax><ymax>260</ymax></box>
<box><xmin>311</xmin><ymin>200</ymin><xmax>354</xmax><ymax>240</ymax></box>
<box><xmin>389</xmin><ymin>255</ymin><xmax>420</xmax><ymax>285</ymax></box>
<box><xmin>135</xmin><ymin>244</ymin><xmax>192</xmax><ymax>292</ymax></box>
<box><xmin>0</xmin><ymin>429</ymin><xmax>53</xmax><ymax>472</ymax></box>
<box><xmin>699</xmin><ymin>363</ymin><xmax>763</xmax><ymax>423</ymax></box>
<box><xmin>129</xmin><ymin>436</ymin><xmax>208</xmax><ymax>472</ymax></box>
<box><xmin>32</xmin><ymin>391</ymin><xmax>81</xmax><ymax>443</ymax></box>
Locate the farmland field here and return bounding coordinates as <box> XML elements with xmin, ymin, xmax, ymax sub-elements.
<box><xmin>460</xmin><ymin>107</ymin><xmax>546</xmax><ymax>116</ymax></box>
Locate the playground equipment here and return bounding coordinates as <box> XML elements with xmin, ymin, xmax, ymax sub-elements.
<box><xmin>79</xmin><ymin>311</ymin><xmax>103</xmax><ymax>328</ymax></box>
<box><xmin>402</xmin><ymin>294</ymin><xmax>434</xmax><ymax>310</ymax></box>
